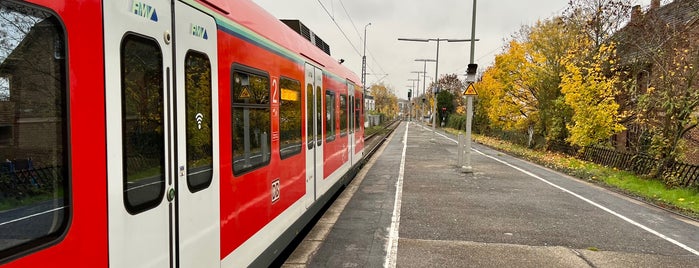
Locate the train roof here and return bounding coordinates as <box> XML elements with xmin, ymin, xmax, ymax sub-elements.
<box><xmin>194</xmin><ymin>0</ymin><xmax>361</xmax><ymax>86</ymax></box>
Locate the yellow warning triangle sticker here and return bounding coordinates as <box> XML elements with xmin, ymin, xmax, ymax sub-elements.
<box><xmin>239</xmin><ymin>86</ymin><xmax>252</xmax><ymax>99</ymax></box>
<box><xmin>463</xmin><ymin>83</ymin><xmax>478</xmax><ymax>96</ymax></box>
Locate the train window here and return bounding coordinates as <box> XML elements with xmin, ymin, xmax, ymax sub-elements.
<box><xmin>325</xmin><ymin>90</ymin><xmax>335</xmax><ymax>142</ymax></box>
<box><xmin>121</xmin><ymin>34</ymin><xmax>165</xmax><ymax>214</ymax></box>
<box><xmin>0</xmin><ymin>1</ymin><xmax>69</xmax><ymax>257</ymax></box>
<box><xmin>355</xmin><ymin>97</ymin><xmax>362</xmax><ymax>131</ymax></box>
<box><xmin>231</xmin><ymin>66</ymin><xmax>270</xmax><ymax>175</ymax></box>
<box><xmin>349</xmin><ymin>96</ymin><xmax>355</xmax><ymax>133</ymax></box>
<box><xmin>185</xmin><ymin>51</ymin><xmax>213</xmax><ymax>192</ymax></box>
<box><xmin>306</xmin><ymin>82</ymin><xmax>313</xmax><ymax>149</ymax></box>
<box><xmin>315</xmin><ymin>81</ymin><xmax>322</xmax><ymax>145</ymax></box>
<box><xmin>340</xmin><ymin>94</ymin><xmax>348</xmax><ymax>136</ymax></box>
<box><xmin>279</xmin><ymin>77</ymin><xmax>302</xmax><ymax>159</ymax></box>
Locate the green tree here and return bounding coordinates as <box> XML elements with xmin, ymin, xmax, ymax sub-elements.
<box><xmin>436</xmin><ymin>90</ymin><xmax>454</xmax><ymax>126</ymax></box>
<box><xmin>429</xmin><ymin>74</ymin><xmax>465</xmax><ymax>113</ymax></box>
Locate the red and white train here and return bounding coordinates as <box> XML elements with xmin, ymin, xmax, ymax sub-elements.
<box><xmin>0</xmin><ymin>0</ymin><xmax>364</xmax><ymax>266</ymax></box>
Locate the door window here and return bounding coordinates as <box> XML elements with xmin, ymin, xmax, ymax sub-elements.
<box><xmin>184</xmin><ymin>51</ymin><xmax>213</xmax><ymax>192</ymax></box>
<box><xmin>121</xmin><ymin>34</ymin><xmax>165</xmax><ymax>214</ymax></box>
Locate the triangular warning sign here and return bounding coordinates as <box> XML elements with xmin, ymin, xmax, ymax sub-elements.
<box><xmin>239</xmin><ymin>86</ymin><xmax>252</xmax><ymax>99</ymax></box>
<box><xmin>463</xmin><ymin>83</ymin><xmax>478</xmax><ymax>96</ymax></box>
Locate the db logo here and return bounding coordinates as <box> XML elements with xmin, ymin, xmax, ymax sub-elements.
<box><xmin>271</xmin><ymin>179</ymin><xmax>281</xmax><ymax>203</ymax></box>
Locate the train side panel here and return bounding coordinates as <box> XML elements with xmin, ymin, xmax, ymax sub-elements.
<box><xmin>0</xmin><ymin>0</ymin><xmax>108</xmax><ymax>266</ymax></box>
<box><xmin>0</xmin><ymin>0</ymin><xmax>363</xmax><ymax>266</ymax></box>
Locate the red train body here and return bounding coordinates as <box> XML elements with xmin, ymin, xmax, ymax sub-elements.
<box><xmin>0</xmin><ymin>0</ymin><xmax>364</xmax><ymax>266</ymax></box>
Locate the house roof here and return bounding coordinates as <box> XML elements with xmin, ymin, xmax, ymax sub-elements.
<box><xmin>615</xmin><ymin>0</ymin><xmax>699</xmax><ymax>66</ymax></box>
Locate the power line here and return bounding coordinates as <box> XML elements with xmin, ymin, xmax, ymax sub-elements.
<box><xmin>316</xmin><ymin>0</ymin><xmax>362</xmax><ymax>57</ymax></box>
<box><xmin>338</xmin><ymin>0</ymin><xmax>363</xmax><ymax>42</ymax></box>
<box><xmin>317</xmin><ymin>0</ymin><xmax>389</xmax><ymax>85</ymax></box>
<box><xmin>336</xmin><ymin>0</ymin><xmax>388</xmax><ymax>77</ymax></box>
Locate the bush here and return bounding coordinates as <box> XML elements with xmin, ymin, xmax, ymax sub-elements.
<box><xmin>447</xmin><ymin>114</ymin><xmax>467</xmax><ymax>130</ymax></box>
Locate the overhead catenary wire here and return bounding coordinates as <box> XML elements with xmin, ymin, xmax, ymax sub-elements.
<box><xmin>316</xmin><ymin>0</ymin><xmax>362</xmax><ymax>57</ymax></box>
<box><xmin>316</xmin><ymin>0</ymin><xmax>388</xmax><ymax>86</ymax></box>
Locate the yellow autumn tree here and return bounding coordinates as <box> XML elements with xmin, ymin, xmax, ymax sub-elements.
<box><xmin>486</xmin><ymin>40</ymin><xmax>538</xmax><ymax>131</ymax></box>
<box><xmin>370</xmin><ymin>83</ymin><xmax>398</xmax><ymax>118</ymax></box>
<box><xmin>475</xmin><ymin>18</ymin><xmax>579</xmax><ymax>147</ymax></box>
<box><xmin>560</xmin><ymin>40</ymin><xmax>625</xmax><ymax>147</ymax></box>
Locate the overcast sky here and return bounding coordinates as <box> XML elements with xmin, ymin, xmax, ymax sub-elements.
<box><xmin>251</xmin><ymin>0</ymin><xmax>655</xmax><ymax>99</ymax></box>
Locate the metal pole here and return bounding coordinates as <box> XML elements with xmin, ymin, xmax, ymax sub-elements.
<box><xmin>469</xmin><ymin>1</ymin><xmax>477</xmax><ymax>64</ymax></box>
<box><xmin>362</xmin><ymin>23</ymin><xmax>371</xmax><ymax>115</ymax></box>
<box><xmin>414</xmin><ymin>59</ymin><xmax>435</xmax><ymax>123</ymax></box>
<box><xmin>423</xmin><ymin>63</ymin><xmax>427</xmax><ymax>122</ymax></box>
<box><xmin>463</xmin><ymin>0</ymin><xmax>477</xmax><ymax>173</ymax></box>
<box><xmin>432</xmin><ymin>40</ymin><xmax>440</xmax><ymax>139</ymax></box>
<box><xmin>422</xmin><ymin>61</ymin><xmax>428</xmax><ymax>99</ymax></box>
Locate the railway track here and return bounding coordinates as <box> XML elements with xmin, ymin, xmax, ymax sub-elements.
<box><xmin>274</xmin><ymin>119</ymin><xmax>402</xmax><ymax>266</ymax></box>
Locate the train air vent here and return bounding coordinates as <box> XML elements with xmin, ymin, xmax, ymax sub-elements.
<box><xmin>281</xmin><ymin>19</ymin><xmax>331</xmax><ymax>56</ymax></box>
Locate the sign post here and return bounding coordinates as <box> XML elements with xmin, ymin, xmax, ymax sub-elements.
<box><xmin>462</xmin><ymin>64</ymin><xmax>477</xmax><ymax>173</ymax></box>
<box><xmin>461</xmin><ymin>0</ymin><xmax>478</xmax><ymax>173</ymax></box>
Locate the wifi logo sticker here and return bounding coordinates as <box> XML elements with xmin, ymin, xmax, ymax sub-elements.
<box><xmin>195</xmin><ymin>113</ymin><xmax>204</xmax><ymax>130</ymax></box>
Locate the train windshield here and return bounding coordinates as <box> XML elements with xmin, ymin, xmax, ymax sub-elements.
<box><xmin>0</xmin><ymin>2</ymin><xmax>69</xmax><ymax>258</ymax></box>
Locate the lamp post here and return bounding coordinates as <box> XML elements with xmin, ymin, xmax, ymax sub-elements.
<box><xmin>415</xmin><ymin>59</ymin><xmax>435</xmax><ymax>123</ymax></box>
<box><xmin>462</xmin><ymin>0</ymin><xmax>478</xmax><ymax>173</ymax></box>
<box><xmin>362</xmin><ymin>22</ymin><xmax>371</xmax><ymax>101</ymax></box>
<box><xmin>415</xmin><ymin>59</ymin><xmax>436</xmax><ymax>97</ymax></box>
<box><xmin>411</xmin><ymin>71</ymin><xmax>425</xmax><ymax>119</ymax></box>
<box><xmin>398</xmin><ymin>38</ymin><xmax>477</xmax><ymax>137</ymax></box>
<box><xmin>405</xmin><ymin>83</ymin><xmax>415</xmax><ymax>121</ymax></box>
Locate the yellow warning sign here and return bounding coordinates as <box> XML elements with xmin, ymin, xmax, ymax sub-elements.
<box><xmin>463</xmin><ymin>83</ymin><xmax>478</xmax><ymax>96</ymax></box>
<box><xmin>239</xmin><ymin>86</ymin><xmax>252</xmax><ymax>99</ymax></box>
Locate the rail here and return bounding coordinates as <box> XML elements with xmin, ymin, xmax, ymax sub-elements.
<box><xmin>363</xmin><ymin>119</ymin><xmax>401</xmax><ymax>161</ymax></box>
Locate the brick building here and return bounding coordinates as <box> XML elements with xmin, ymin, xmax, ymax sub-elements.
<box><xmin>613</xmin><ymin>0</ymin><xmax>699</xmax><ymax>163</ymax></box>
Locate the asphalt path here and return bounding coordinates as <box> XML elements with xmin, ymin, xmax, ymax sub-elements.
<box><xmin>284</xmin><ymin>121</ymin><xmax>699</xmax><ymax>267</ymax></box>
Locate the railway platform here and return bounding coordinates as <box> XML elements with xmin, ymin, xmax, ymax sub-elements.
<box><xmin>282</xmin><ymin>121</ymin><xmax>699</xmax><ymax>268</ymax></box>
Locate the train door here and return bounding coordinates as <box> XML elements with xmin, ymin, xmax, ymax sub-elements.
<box><xmin>173</xmin><ymin>1</ymin><xmax>220</xmax><ymax>267</ymax></box>
<box><xmin>104</xmin><ymin>0</ymin><xmax>218</xmax><ymax>266</ymax></box>
<box><xmin>304</xmin><ymin>63</ymin><xmax>324</xmax><ymax>208</ymax></box>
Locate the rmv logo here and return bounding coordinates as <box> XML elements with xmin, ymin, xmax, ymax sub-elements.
<box><xmin>132</xmin><ymin>1</ymin><xmax>158</xmax><ymax>22</ymax></box>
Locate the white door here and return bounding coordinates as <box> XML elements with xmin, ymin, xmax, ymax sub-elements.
<box><xmin>104</xmin><ymin>0</ymin><xmax>173</xmax><ymax>266</ymax></box>
<box><xmin>105</xmin><ymin>0</ymin><xmax>219</xmax><ymax>266</ymax></box>
<box><xmin>173</xmin><ymin>1</ymin><xmax>220</xmax><ymax>267</ymax></box>
<box><xmin>304</xmin><ymin>63</ymin><xmax>324</xmax><ymax>208</ymax></box>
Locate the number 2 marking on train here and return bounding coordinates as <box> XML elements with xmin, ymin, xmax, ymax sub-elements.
<box><xmin>271</xmin><ymin>179</ymin><xmax>281</xmax><ymax>203</ymax></box>
<box><xmin>272</xmin><ymin>78</ymin><xmax>278</xmax><ymax>104</ymax></box>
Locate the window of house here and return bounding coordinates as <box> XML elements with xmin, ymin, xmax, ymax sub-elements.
<box><xmin>0</xmin><ymin>76</ymin><xmax>9</xmax><ymax>101</ymax></box>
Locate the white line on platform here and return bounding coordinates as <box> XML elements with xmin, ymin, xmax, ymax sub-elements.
<box><xmin>424</xmin><ymin>125</ymin><xmax>699</xmax><ymax>257</ymax></box>
<box><xmin>384</xmin><ymin>122</ymin><xmax>409</xmax><ymax>268</ymax></box>
<box><xmin>0</xmin><ymin>206</ymin><xmax>66</xmax><ymax>227</ymax></box>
